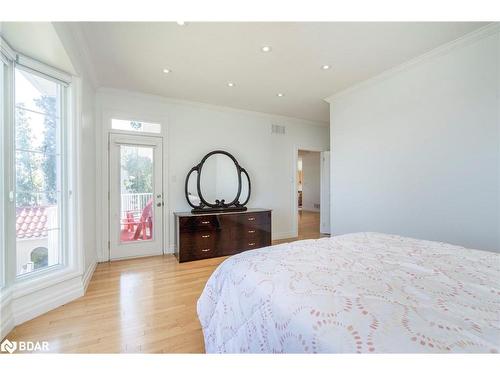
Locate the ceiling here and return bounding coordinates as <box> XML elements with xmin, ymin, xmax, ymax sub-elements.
<box><xmin>0</xmin><ymin>22</ymin><xmax>75</xmax><ymax>74</ymax></box>
<box><xmin>76</xmin><ymin>22</ymin><xmax>487</xmax><ymax>124</ymax></box>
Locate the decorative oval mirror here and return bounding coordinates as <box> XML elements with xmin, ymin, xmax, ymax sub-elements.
<box><xmin>240</xmin><ymin>169</ymin><xmax>251</xmax><ymax>206</ymax></box>
<box><xmin>186</xmin><ymin>170</ymin><xmax>200</xmax><ymax>207</ymax></box>
<box><xmin>185</xmin><ymin>150</ymin><xmax>251</xmax><ymax>213</ymax></box>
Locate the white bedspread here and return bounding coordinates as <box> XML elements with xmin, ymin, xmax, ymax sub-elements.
<box><xmin>197</xmin><ymin>232</ymin><xmax>500</xmax><ymax>353</ymax></box>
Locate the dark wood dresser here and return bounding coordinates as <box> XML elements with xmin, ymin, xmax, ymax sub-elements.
<box><xmin>174</xmin><ymin>209</ymin><xmax>272</xmax><ymax>262</ymax></box>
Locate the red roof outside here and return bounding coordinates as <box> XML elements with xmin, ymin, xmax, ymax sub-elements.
<box><xmin>16</xmin><ymin>206</ymin><xmax>49</xmax><ymax>239</ymax></box>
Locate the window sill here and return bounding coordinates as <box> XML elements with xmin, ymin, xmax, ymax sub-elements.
<box><xmin>11</xmin><ymin>263</ymin><xmax>83</xmax><ymax>300</ymax></box>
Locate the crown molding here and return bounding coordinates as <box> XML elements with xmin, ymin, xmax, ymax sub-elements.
<box><xmin>324</xmin><ymin>22</ymin><xmax>500</xmax><ymax>103</ymax></box>
<box><xmin>97</xmin><ymin>87</ymin><xmax>329</xmax><ymax>128</ymax></box>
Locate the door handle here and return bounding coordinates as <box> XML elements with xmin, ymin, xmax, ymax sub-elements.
<box><xmin>156</xmin><ymin>202</ymin><xmax>163</xmax><ymax>207</ymax></box>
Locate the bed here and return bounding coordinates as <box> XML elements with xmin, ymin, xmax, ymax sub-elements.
<box><xmin>197</xmin><ymin>232</ymin><xmax>500</xmax><ymax>353</ymax></box>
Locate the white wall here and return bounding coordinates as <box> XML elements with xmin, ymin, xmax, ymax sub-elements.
<box><xmin>80</xmin><ymin>74</ymin><xmax>97</xmax><ymax>273</ymax></box>
<box><xmin>96</xmin><ymin>89</ymin><xmax>329</xmax><ymax>258</ymax></box>
<box><xmin>328</xmin><ymin>26</ymin><xmax>500</xmax><ymax>252</ymax></box>
<box><xmin>299</xmin><ymin>151</ymin><xmax>321</xmax><ymax>212</ymax></box>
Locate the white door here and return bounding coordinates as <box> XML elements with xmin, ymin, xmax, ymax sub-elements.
<box><xmin>109</xmin><ymin>134</ymin><xmax>164</xmax><ymax>260</ymax></box>
<box><xmin>320</xmin><ymin>151</ymin><xmax>331</xmax><ymax>234</ymax></box>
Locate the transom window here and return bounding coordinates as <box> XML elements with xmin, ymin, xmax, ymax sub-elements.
<box><xmin>111</xmin><ymin>118</ymin><xmax>161</xmax><ymax>134</ymax></box>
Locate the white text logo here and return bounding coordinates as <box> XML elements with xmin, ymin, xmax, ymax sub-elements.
<box><xmin>1</xmin><ymin>339</ymin><xmax>49</xmax><ymax>353</ymax></box>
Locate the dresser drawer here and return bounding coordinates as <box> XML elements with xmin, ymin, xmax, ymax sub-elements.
<box><xmin>182</xmin><ymin>245</ymin><xmax>217</xmax><ymax>261</ymax></box>
<box><xmin>179</xmin><ymin>216</ymin><xmax>220</xmax><ymax>232</ymax></box>
<box><xmin>237</xmin><ymin>230</ymin><xmax>271</xmax><ymax>251</ymax></box>
<box><xmin>180</xmin><ymin>230</ymin><xmax>217</xmax><ymax>250</ymax></box>
<box><xmin>237</xmin><ymin>211</ymin><xmax>271</xmax><ymax>230</ymax></box>
<box><xmin>240</xmin><ymin>238</ymin><xmax>268</xmax><ymax>250</ymax></box>
<box><xmin>178</xmin><ymin>231</ymin><xmax>218</xmax><ymax>262</ymax></box>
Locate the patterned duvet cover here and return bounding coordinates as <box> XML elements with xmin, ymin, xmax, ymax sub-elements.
<box><xmin>197</xmin><ymin>232</ymin><xmax>499</xmax><ymax>353</ymax></box>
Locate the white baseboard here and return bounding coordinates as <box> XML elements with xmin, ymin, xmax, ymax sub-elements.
<box><xmin>12</xmin><ymin>276</ymin><xmax>84</xmax><ymax>326</ymax></box>
<box><xmin>1</xmin><ymin>270</ymin><xmax>90</xmax><ymax>339</ymax></box>
<box><xmin>0</xmin><ymin>313</ymin><xmax>14</xmax><ymax>341</ymax></box>
<box><xmin>0</xmin><ymin>289</ymin><xmax>14</xmax><ymax>340</ymax></box>
<box><xmin>82</xmin><ymin>261</ymin><xmax>97</xmax><ymax>292</ymax></box>
<box><xmin>302</xmin><ymin>208</ymin><xmax>320</xmax><ymax>213</ymax></box>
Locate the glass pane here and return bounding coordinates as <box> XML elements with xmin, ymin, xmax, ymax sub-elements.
<box><xmin>15</xmin><ymin>151</ymin><xmax>62</xmax><ymax>195</ymax></box>
<box><xmin>15</xmin><ymin>68</ymin><xmax>62</xmax><ymax>276</ymax></box>
<box><xmin>112</xmin><ymin>119</ymin><xmax>161</xmax><ymax>134</ymax></box>
<box><xmin>119</xmin><ymin>145</ymin><xmax>154</xmax><ymax>243</ymax></box>
<box><xmin>17</xmin><ymin>228</ymin><xmax>60</xmax><ymax>275</ymax></box>
<box><xmin>15</xmin><ymin>68</ymin><xmax>59</xmax><ymax>116</ymax></box>
<box><xmin>15</xmin><ymin>107</ymin><xmax>60</xmax><ymax>154</ymax></box>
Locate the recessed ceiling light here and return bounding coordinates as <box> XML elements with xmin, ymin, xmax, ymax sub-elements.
<box><xmin>227</xmin><ymin>82</ymin><xmax>235</xmax><ymax>87</ymax></box>
<box><xmin>163</xmin><ymin>68</ymin><xmax>171</xmax><ymax>74</ymax></box>
<box><xmin>261</xmin><ymin>46</ymin><xmax>272</xmax><ymax>53</ymax></box>
<box><xmin>321</xmin><ymin>64</ymin><xmax>331</xmax><ymax>70</ymax></box>
<box><xmin>176</xmin><ymin>21</ymin><xmax>186</xmax><ymax>26</ymax></box>
<box><xmin>276</xmin><ymin>93</ymin><xmax>284</xmax><ymax>97</ymax></box>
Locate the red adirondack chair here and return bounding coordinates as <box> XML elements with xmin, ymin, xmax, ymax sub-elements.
<box><xmin>133</xmin><ymin>198</ymin><xmax>153</xmax><ymax>240</ymax></box>
<box><xmin>121</xmin><ymin>198</ymin><xmax>153</xmax><ymax>241</ymax></box>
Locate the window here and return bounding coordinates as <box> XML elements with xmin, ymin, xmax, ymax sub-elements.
<box><xmin>14</xmin><ymin>67</ymin><xmax>66</xmax><ymax>276</ymax></box>
<box><xmin>111</xmin><ymin>118</ymin><xmax>161</xmax><ymax>134</ymax></box>
<box><xmin>1</xmin><ymin>36</ymin><xmax>76</xmax><ymax>327</ymax></box>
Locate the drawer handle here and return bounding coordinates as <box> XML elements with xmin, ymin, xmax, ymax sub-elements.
<box><xmin>248</xmin><ymin>242</ymin><xmax>256</xmax><ymax>246</ymax></box>
<box><xmin>248</xmin><ymin>230</ymin><xmax>255</xmax><ymax>234</ymax></box>
<box><xmin>201</xmin><ymin>248</ymin><xmax>211</xmax><ymax>252</ymax></box>
<box><xmin>201</xmin><ymin>235</ymin><xmax>210</xmax><ymax>238</ymax></box>
<box><xmin>248</xmin><ymin>217</ymin><xmax>255</xmax><ymax>221</ymax></box>
<box><xmin>201</xmin><ymin>221</ymin><xmax>210</xmax><ymax>224</ymax></box>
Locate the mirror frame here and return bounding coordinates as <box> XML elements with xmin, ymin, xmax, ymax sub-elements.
<box><xmin>185</xmin><ymin>150</ymin><xmax>251</xmax><ymax>213</ymax></box>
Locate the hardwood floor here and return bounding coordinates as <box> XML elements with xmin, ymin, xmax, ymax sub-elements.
<box><xmin>6</xmin><ymin>212</ymin><xmax>324</xmax><ymax>353</ymax></box>
<box><xmin>273</xmin><ymin>210</ymin><xmax>324</xmax><ymax>245</ymax></box>
<box><xmin>298</xmin><ymin>210</ymin><xmax>322</xmax><ymax>239</ymax></box>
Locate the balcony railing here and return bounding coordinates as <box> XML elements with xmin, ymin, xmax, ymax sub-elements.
<box><xmin>121</xmin><ymin>193</ymin><xmax>153</xmax><ymax>218</ymax></box>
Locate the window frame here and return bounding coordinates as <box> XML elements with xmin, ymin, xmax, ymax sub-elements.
<box><xmin>0</xmin><ymin>37</ymin><xmax>80</xmax><ymax>295</ymax></box>
<box><xmin>0</xmin><ymin>54</ymin><xmax>7</xmax><ymax>288</ymax></box>
<box><xmin>1</xmin><ymin>38</ymin><xmax>15</xmax><ymax>290</ymax></box>
<box><xmin>13</xmin><ymin>63</ymin><xmax>69</xmax><ymax>280</ymax></box>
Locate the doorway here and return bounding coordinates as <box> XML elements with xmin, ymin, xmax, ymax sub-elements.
<box><xmin>108</xmin><ymin>133</ymin><xmax>164</xmax><ymax>260</ymax></box>
<box><xmin>296</xmin><ymin>149</ymin><xmax>330</xmax><ymax>239</ymax></box>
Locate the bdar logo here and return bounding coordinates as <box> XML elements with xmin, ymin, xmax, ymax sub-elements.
<box><xmin>1</xmin><ymin>339</ymin><xmax>17</xmax><ymax>353</ymax></box>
